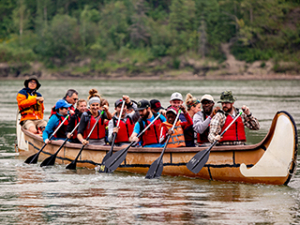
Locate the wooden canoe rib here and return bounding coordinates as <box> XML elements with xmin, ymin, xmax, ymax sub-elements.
<box><xmin>17</xmin><ymin>111</ymin><xmax>298</xmax><ymax>185</ymax></box>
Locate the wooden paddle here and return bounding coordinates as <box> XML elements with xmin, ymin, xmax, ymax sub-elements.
<box><xmin>66</xmin><ymin>110</ymin><xmax>104</xmax><ymax>170</ymax></box>
<box><xmin>102</xmin><ymin>113</ymin><xmax>162</xmax><ymax>173</ymax></box>
<box><xmin>24</xmin><ymin>114</ymin><xmax>70</xmax><ymax>164</ymax></box>
<box><xmin>40</xmin><ymin>122</ymin><xmax>80</xmax><ymax>167</ymax></box>
<box><xmin>99</xmin><ymin>100</ymin><xmax>126</xmax><ymax>172</ymax></box>
<box><xmin>145</xmin><ymin>109</ymin><xmax>181</xmax><ymax>179</ymax></box>
<box><xmin>186</xmin><ymin>111</ymin><xmax>242</xmax><ymax>174</ymax></box>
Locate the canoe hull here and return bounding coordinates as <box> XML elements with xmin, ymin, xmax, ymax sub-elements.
<box><xmin>18</xmin><ymin>111</ymin><xmax>298</xmax><ymax>185</ymax></box>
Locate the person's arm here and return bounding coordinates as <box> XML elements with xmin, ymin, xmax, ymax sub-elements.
<box><xmin>193</xmin><ymin>112</ymin><xmax>211</xmax><ymax>134</ymax></box>
<box><xmin>42</xmin><ymin>116</ymin><xmax>58</xmax><ymax>143</ymax></box>
<box><xmin>159</xmin><ymin>124</ymin><xmax>169</xmax><ymax>144</ymax></box>
<box><xmin>102</xmin><ymin>105</ymin><xmax>113</xmax><ymax>120</ymax></box>
<box><xmin>180</xmin><ymin>112</ymin><xmax>193</xmax><ymax>129</ymax></box>
<box><xmin>107</xmin><ymin>119</ymin><xmax>115</xmax><ymax>143</ymax></box>
<box><xmin>208</xmin><ymin>112</ymin><xmax>226</xmax><ymax>143</ymax></box>
<box><xmin>17</xmin><ymin>91</ymin><xmax>37</xmax><ymax>109</ymax></box>
<box><xmin>241</xmin><ymin>105</ymin><xmax>260</xmax><ymax>130</ymax></box>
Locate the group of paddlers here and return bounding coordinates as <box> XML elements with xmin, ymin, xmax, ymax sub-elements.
<box><xmin>17</xmin><ymin>77</ymin><xmax>260</xmax><ymax>149</ymax></box>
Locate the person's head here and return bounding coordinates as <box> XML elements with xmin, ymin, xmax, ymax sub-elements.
<box><xmin>217</xmin><ymin>90</ymin><xmax>235</xmax><ymax>113</ymax></box>
<box><xmin>24</xmin><ymin>77</ymin><xmax>41</xmax><ymax>90</ymax></box>
<box><xmin>76</xmin><ymin>99</ymin><xmax>87</xmax><ymax>113</ymax></box>
<box><xmin>88</xmin><ymin>96</ymin><xmax>101</xmax><ymax>114</ymax></box>
<box><xmin>170</xmin><ymin>92</ymin><xmax>183</xmax><ymax>110</ymax></box>
<box><xmin>115</xmin><ymin>99</ymin><xmax>127</xmax><ymax>117</ymax></box>
<box><xmin>88</xmin><ymin>88</ymin><xmax>101</xmax><ymax>100</ymax></box>
<box><xmin>65</xmin><ymin>89</ymin><xmax>78</xmax><ymax>106</ymax></box>
<box><xmin>137</xmin><ymin>99</ymin><xmax>151</xmax><ymax>119</ymax></box>
<box><xmin>150</xmin><ymin>99</ymin><xmax>163</xmax><ymax>113</ymax></box>
<box><xmin>185</xmin><ymin>93</ymin><xmax>201</xmax><ymax>114</ymax></box>
<box><xmin>55</xmin><ymin>99</ymin><xmax>71</xmax><ymax>116</ymax></box>
<box><xmin>201</xmin><ymin>94</ymin><xmax>215</xmax><ymax>115</ymax></box>
<box><xmin>166</xmin><ymin>106</ymin><xmax>178</xmax><ymax>124</ymax></box>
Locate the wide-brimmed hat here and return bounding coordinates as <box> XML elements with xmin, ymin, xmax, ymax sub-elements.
<box><xmin>137</xmin><ymin>99</ymin><xmax>150</xmax><ymax>110</ymax></box>
<box><xmin>217</xmin><ymin>90</ymin><xmax>236</xmax><ymax>103</ymax></box>
<box><xmin>150</xmin><ymin>99</ymin><xmax>164</xmax><ymax>112</ymax></box>
<box><xmin>24</xmin><ymin>77</ymin><xmax>41</xmax><ymax>90</ymax></box>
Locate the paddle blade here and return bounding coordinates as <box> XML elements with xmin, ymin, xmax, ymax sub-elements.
<box><xmin>24</xmin><ymin>153</ymin><xmax>39</xmax><ymax>164</ymax></box>
<box><xmin>145</xmin><ymin>157</ymin><xmax>163</xmax><ymax>179</ymax></box>
<box><xmin>104</xmin><ymin>148</ymin><xmax>128</xmax><ymax>172</ymax></box>
<box><xmin>98</xmin><ymin>164</ymin><xmax>112</xmax><ymax>173</ymax></box>
<box><xmin>66</xmin><ymin>161</ymin><xmax>77</xmax><ymax>170</ymax></box>
<box><xmin>101</xmin><ymin>151</ymin><xmax>113</xmax><ymax>165</ymax></box>
<box><xmin>40</xmin><ymin>154</ymin><xmax>57</xmax><ymax>167</ymax></box>
<box><xmin>186</xmin><ymin>149</ymin><xmax>210</xmax><ymax>174</ymax></box>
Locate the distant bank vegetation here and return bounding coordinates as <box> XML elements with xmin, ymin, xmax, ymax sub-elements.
<box><xmin>0</xmin><ymin>0</ymin><xmax>300</xmax><ymax>77</ymax></box>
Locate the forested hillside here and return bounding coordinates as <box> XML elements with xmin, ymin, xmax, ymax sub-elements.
<box><xmin>1</xmin><ymin>0</ymin><xmax>300</xmax><ymax>78</ymax></box>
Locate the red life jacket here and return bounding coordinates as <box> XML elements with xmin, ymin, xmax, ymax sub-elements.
<box><xmin>114</xmin><ymin>116</ymin><xmax>134</xmax><ymax>143</ymax></box>
<box><xmin>53</xmin><ymin>114</ymin><xmax>69</xmax><ymax>139</ymax></box>
<box><xmin>139</xmin><ymin>113</ymin><xmax>163</xmax><ymax>146</ymax></box>
<box><xmin>197</xmin><ymin>113</ymin><xmax>210</xmax><ymax>144</ymax></box>
<box><xmin>83</xmin><ymin>113</ymin><xmax>106</xmax><ymax>140</ymax></box>
<box><xmin>220</xmin><ymin>114</ymin><xmax>246</xmax><ymax>142</ymax></box>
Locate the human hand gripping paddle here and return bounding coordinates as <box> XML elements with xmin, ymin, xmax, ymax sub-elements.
<box><xmin>40</xmin><ymin>122</ymin><xmax>80</xmax><ymax>167</ymax></box>
<box><xmin>102</xmin><ymin>113</ymin><xmax>162</xmax><ymax>173</ymax></box>
<box><xmin>186</xmin><ymin>111</ymin><xmax>242</xmax><ymax>174</ymax></box>
<box><xmin>66</xmin><ymin>110</ymin><xmax>104</xmax><ymax>170</ymax></box>
<box><xmin>24</xmin><ymin>114</ymin><xmax>70</xmax><ymax>164</ymax></box>
<box><xmin>145</xmin><ymin>109</ymin><xmax>181</xmax><ymax>179</ymax></box>
<box><xmin>99</xmin><ymin>100</ymin><xmax>126</xmax><ymax>173</ymax></box>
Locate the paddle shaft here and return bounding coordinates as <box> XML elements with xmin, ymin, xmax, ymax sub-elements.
<box><xmin>101</xmin><ymin>100</ymin><xmax>126</xmax><ymax>164</ymax></box>
<box><xmin>26</xmin><ymin>114</ymin><xmax>70</xmax><ymax>164</ymax></box>
<box><xmin>66</xmin><ymin>110</ymin><xmax>104</xmax><ymax>169</ymax></box>
<box><xmin>105</xmin><ymin>113</ymin><xmax>162</xmax><ymax>171</ymax></box>
<box><xmin>146</xmin><ymin>110</ymin><xmax>181</xmax><ymax>179</ymax></box>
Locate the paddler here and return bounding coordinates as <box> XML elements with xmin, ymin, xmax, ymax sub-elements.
<box><xmin>77</xmin><ymin>89</ymin><xmax>112</xmax><ymax>145</ymax></box>
<box><xmin>50</xmin><ymin>89</ymin><xmax>78</xmax><ymax>117</ymax></box>
<box><xmin>159</xmin><ymin>106</ymin><xmax>193</xmax><ymax>148</ymax></box>
<box><xmin>208</xmin><ymin>90</ymin><xmax>260</xmax><ymax>145</ymax></box>
<box><xmin>66</xmin><ymin>99</ymin><xmax>87</xmax><ymax>143</ymax></box>
<box><xmin>107</xmin><ymin>96</ymin><xmax>139</xmax><ymax>146</ymax></box>
<box><xmin>43</xmin><ymin>99</ymin><xmax>71</xmax><ymax>144</ymax></box>
<box><xmin>130</xmin><ymin>99</ymin><xmax>166</xmax><ymax>148</ymax></box>
<box><xmin>17</xmin><ymin>77</ymin><xmax>47</xmax><ymax>134</ymax></box>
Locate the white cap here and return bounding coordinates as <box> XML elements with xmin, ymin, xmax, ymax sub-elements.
<box><xmin>170</xmin><ymin>92</ymin><xmax>183</xmax><ymax>101</ymax></box>
<box><xmin>200</xmin><ymin>94</ymin><xmax>214</xmax><ymax>103</ymax></box>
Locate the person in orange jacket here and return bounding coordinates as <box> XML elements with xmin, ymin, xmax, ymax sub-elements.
<box><xmin>159</xmin><ymin>105</ymin><xmax>193</xmax><ymax>148</ymax></box>
<box><xmin>16</xmin><ymin>77</ymin><xmax>47</xmax><ymax>134</ymax></box>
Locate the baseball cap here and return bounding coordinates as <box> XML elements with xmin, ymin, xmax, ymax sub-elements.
<box><xmin>166</xmin><ymin>106</ymin><xmax>178</xmax><ymax>116</ymax></box>
<box><xmin>150</xmin><ymin>99</ymin><xmax>164</xmax><ymax>112</ymax></box>
<box><xmin>137</xmin><ymin>99</ymin><xmax>150</xmax><ymax>110</ymax></box>
<box><xmin>170</xmin><ymin>92</ymin><xmax>183</xmax><ymax>101</ymax></box>
<box><xmin>200</xmin><ymin>94</ymin><xmax>214</xmax><ymax>103</ymax></box>
<box><xmin>115</xmin><ymin>99</ymin><xmax>124</xmax><ymax>107</ymax></box>
<box><xmin>55</xmin><ymin>99</ymin><xmax>72</xmax><ymax>109</ymax></box>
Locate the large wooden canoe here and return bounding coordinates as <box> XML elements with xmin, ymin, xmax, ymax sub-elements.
<box><xmin>16</xmin><ymin>111</ymin><xmax>298</xmax><ymax>185</ymax></box>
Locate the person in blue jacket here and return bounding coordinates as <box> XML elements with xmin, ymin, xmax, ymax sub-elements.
<box><xmin>43</xmin><ymin>99</ymin><xmax>71</xmax><ymax>144</ymax></box>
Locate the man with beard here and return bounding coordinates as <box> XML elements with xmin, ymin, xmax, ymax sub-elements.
<box><xmin>208</xmin><ymin>90</ymin><xmax>260</xmax><ymax>146</ymax></box>
<box><xmin>130</xmin><ymin>99</ymin><xmax>166</xmax><ymax>148</ymax></box>
<box><xmin>193</xmin><ymin>94</ymin><xmax>220</xmax><ymax>146</ymax></box>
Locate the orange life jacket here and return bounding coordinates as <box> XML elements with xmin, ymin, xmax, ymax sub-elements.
<box><xmin>160</xmin><ymin>121</ymin><xmax>186</xmax><ymax>148</ymax></box>
<box><xmin>220</xmin><ymin>114</ymin><xmax>246</xmax><ymax>142</ymax></box>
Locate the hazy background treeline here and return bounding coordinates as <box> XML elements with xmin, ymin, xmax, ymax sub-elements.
<box><xmin>0</xmin><ymin>0</ymin><xmax>300</xmax><ymax>76</ymax></box>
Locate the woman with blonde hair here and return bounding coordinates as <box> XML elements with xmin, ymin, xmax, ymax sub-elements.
<box><xmin>184</xmin><ymin>93</ymin><xmax>201</xmax><ymax>147</ymax></box>
<box><xmin>77</xmin><ymin>89</ymin><xmax>112</xmax><ymax>145</ymax></box>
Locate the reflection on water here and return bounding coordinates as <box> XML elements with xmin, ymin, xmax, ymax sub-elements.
<box><xmin>0</xmin><ymin>80</ymin><xmax>300</xmax><ymax>224</ymax></box>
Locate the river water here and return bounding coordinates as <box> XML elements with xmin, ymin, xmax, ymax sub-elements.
<box><xmin>0</xmin><ymin>79</ymin><xmax>300</xmax><ymax>224</ymax></box>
